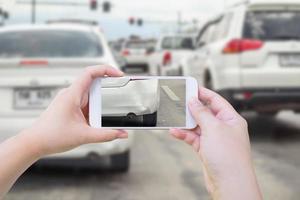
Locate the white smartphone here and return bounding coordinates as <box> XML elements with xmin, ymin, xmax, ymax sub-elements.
<box><xmin>89</xmin><ymin>76</ymin><xmax>198</xmax><ymax>130</ymax></box>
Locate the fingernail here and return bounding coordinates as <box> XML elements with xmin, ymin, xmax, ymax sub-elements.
<box><xmin>117</xmin><ymin>130</ymin><xmax>128</xmax><ymax>138</ymax></box>
<box><xmin>118</xmin><ymin>133</ymin><xmax>128</xmax><ymax>138</ymax></box>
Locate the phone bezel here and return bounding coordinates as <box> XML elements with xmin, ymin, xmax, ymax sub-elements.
<box><xmin>89</xmin><ymin>76</ymin><xmax>198</xmax><ymax>130</ymax></box>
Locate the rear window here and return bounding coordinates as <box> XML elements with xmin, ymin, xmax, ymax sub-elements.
<box><xmin>0</xmin><ymin>30</ymin><xmax>103</xmax><ymax>58</ymax></box>
<box><xmin>161</xmin><ymin>37</ymin><xmax>194</xmax><ymax>50</ymax></box>
<box><xmin>243</xmin><ymin>11</ymin><xmax>300</xmax><ymax>41</ymax></box>
<box><xmin>125</xmin><ymin>41</ymin><xmax>154</xmax><ymax>49</ymax></box>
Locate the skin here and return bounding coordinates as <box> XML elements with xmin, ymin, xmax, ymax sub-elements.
<box><xmin>0</xmin><ymin>66</ymin><xmax>262</xmax><ymax>199</ymax></box>
<box><xmin>170</xmin><ymin>87</ymin><xmax>263</xmax><ymax>200</ymax></box>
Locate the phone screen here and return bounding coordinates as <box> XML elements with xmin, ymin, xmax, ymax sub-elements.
<box><xmin>101</xmin><ymin>78</ymin><xmax>186</xmax><ymax>127</ymax></box>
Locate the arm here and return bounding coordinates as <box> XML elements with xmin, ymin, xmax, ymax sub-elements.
<box><xmin>0</xmin><ymin>66</ymin><xmax>128</xmax><ymax>197</ymax></box>
<box><xmin>170</xmin><ymin>87</ymin><xmax>262</xmax><ymax>200</ymax></box>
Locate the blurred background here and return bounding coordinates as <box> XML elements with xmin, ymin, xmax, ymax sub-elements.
<box><xmin>1</xmin><ymin>0</ymin><xmax>300</xmax><ymax>199</ymax></box>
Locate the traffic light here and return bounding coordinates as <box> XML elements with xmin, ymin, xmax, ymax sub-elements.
<box><xmin>102</xmin><ymin>1</ymin><xmax>111</xmax><ymax>13</ymax></box>
<box><xmin>129</xmin><ymin>17</ymin><xmax>135</xmax><ymax>25</ymax></box>
<box><xmin>90</xmin><ymin>0</ymin><xmax>98</xmax><ymax>10</ymax></box>
<box><xmin>137</xmin><ymin>18</ymin><xmax>143</xmax><ymax>26</ymax></box>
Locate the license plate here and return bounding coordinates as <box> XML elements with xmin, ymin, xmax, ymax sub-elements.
<box><xmin>280</xmin><ymin>54</ymin><xmax>300</xmax><ymax>66</ymax></box>
<box><xmin>14</xmin><ymin>88</ymin><xmax>57</xmax><ymax>109</ymax></box>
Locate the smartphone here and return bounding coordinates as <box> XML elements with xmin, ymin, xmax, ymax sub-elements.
<box><xmin>89</xmin><ymin>76</ymin><xmax>198</xmax><ymax>129</ymax></box>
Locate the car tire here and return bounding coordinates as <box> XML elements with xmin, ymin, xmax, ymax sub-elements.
<box><xmin>121</xmin><ymin>66</ymin><xmax>127</xmax><ymax>72</ymax></box>
<box><xmin>204</xmin><ymin>72</ymin><xmax>213</xmax><ymax>90</ymax></box>
<box><xmin>142</xmin><ymin>65</ymin><xmax>147</xmax><ymax>72</ymax></box>
<box><xmin>157</xmin><ymin>66</ymin><xmax>161</xmax><ymax>76</ymax></box>
<box><xmin>110</xmin><ymin>151</ymin><xmax>130</xmax><ymax>172</ymax></box>
<box><xmin>178</xmin><ymin>67</ymin><xmax>183</xmax><ymax>76</ymax></box>
<box><xmin>143</xmin><ymin>111</ymin><xmax>157</xmax><ymax>127</ymax></box>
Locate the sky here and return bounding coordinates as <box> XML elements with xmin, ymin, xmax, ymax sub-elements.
<box><xmin>0</xmin><ymin>0</ymin><xmax>239</xmax><ymax>39</ymax></box>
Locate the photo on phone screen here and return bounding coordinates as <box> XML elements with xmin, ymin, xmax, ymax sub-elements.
<box><xmin>101</xmin><ymin>78</ymin><xmax>186</xmax><ymax>127</ymax></box>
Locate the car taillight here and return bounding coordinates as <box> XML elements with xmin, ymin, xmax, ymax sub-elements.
<box><xmin>223</xmin><ymin>39</ymin><xmax>263</xmax><ymax>54</ymax></box>
<box><xmin>20</xmin><ymin>60</ymin><xmax>48</xmax><ymax>66</ymax></box>
<box><xmin>122</xmin><ymin>49</ymin><xmax>130</xmax><ymax>56</ymax></box>
<box><xmin>163</xmin><ymin>51</ymin><xmax>172</xmax><ymax>66</ymax></box>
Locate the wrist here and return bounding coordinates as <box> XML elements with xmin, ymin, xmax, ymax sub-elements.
<box><xmin>18</xmin><ymin>128</ymin><xmax>45</xmax><ymax>160</ymax></box>
<box><xmin>214</xmin><ymin>165</ymin><xmax>262</xmax><ymax>200</ymax></box>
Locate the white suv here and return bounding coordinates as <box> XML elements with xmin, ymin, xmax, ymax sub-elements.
<box><xmin>184</xmin><ymin>0</ymin><xmax>300</xmax><ymax>115</ymax></box>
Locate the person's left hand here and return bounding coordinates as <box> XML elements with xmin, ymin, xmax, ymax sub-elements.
<box><xmin>23</xmin><ymin>65</ymin><xmax>128</xmax><ymax>157</ymax></box>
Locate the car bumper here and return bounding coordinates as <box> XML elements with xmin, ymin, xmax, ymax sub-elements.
<box><xmin>219</xmin><ymin>88</ymin><xmax>300</xmax><ymax>112</ymax></box>
<box><xmin>124</xmin><ymin>56</ymin><xmax>148</xmax><ymax>65</ymax></box>
<box><xmin>0</xmin><ymin>117</ymin><xmax>133</xmax><ymax>158</ymax></box>
<box><xmin>48</xmin><ymin>138</ymin><xmax>133</xmax><ymax>159</ymax></box>
<box><xmin>160</xmin><ymin>64</ymin><xmax>181</xmax><ymax>76</ymax></box>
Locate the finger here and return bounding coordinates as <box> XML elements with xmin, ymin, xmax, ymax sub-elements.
<box><xmin>71</xmin><ymin>65</ymin><xmax>124</xmax><ymax>98</ymax></box>
<box><xmin>85</xmin><ymin>127</ymin><xmax>128</xmax><ymax>143</ymax></box>
<box><xmin>170</xmin><ymin>128</ymin><xmax>200</xmax><ymax>152</ymax></box>
<box><xmin>199</xmin><ymin>87</ymin><xmax>238</xmax><ymax>117</ymax></box>
<box><xmin>170</xmin><ymin>128</ymin><xmax>187</xmax><ymax>140</ymax></box>
<box><xmin>170</xmin><ymin>129</ymin><xmax>198</xmax><ymax>144</ymax></box>
<box><xmin>188</xmin><ymin>97</ymin><xmax>219</xmax><ymax>129</ymax></box>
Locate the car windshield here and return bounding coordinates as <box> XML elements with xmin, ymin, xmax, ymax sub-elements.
<box><xmin>0</xmin><ymin>30</ymin><xmax>103</xmax><ymax>58</ymax></box>
<box><xmin>243</xmin><ymin>11</ymin><xmax>300</xmax><ymax>41</ymax></box>
<box><xmin>161</xmin><ymin>36</ymin><xmax>194</xmax><ymax>49</ymax></box>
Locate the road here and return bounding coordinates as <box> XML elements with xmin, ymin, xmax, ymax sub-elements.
<box><xmin>157</xmin><ymin>79</ymin><xmax>185</xmax><ymax>127</ymax></box>
<box><xmin>5</xmin><ymin>69</ymin><xmax>300</xmax><ymax>200</ymax></box>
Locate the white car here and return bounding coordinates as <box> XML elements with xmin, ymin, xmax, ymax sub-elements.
<box><xmin>148</xmin><ymin>34</ymin><xmax>195</xmax><ymax>76</ymax></box>
<box><xmin>183</xmin><ymin>0</ymin><xmax>300</xmax><ymax>115</ymax></box>
<box><xmin>0</xmin><ymin>24</ymin><xmax>158</xmax><ymax>171</ymax></box>
<box><xmin>121</xmin><ymin>40</ymin><xmax>156</xmax><ymax>72</ymax></box>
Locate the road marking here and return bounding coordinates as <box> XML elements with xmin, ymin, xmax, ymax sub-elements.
<box><xmin>161</xmin><ymin>85</ymin><xmax>180</xmax><ymax>101</ymax></box>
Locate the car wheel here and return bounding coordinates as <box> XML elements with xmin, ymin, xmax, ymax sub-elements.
<box><xmin>143</xmin><ymin>65</ymin><xmax>148</xmax><ymax>72</ymax></box>
<box><xmin>121</xmin><ymin>66</ymin><xmax>127</xmax><ymax>72</ymax></box>
<box><xmin>110</xmin><ymin>151</ymin><xmax>130</xmax><ymax>172</ymax></box>
<box><xmin>143</xmin><ymin>111</ymin><xmax>157</xmax><ymax>127</ymax></box>
<box><xmin>178</xmin><ymin>67</ymin><xmax>183</xmax><ymax>76</ymax></box>
<box><xmin>157</xmin><ymin>66</ymin><xmax>161</xmax><ymax>76</ymax></box>
<box><xmin>204</xmin><ymin>73</ymin><xmax>213</xmax><ymax>90</ymax></box>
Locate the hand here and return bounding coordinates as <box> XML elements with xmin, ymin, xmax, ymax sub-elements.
<box><xmin>23</xmin><ymin>65</ymin><xmax>128</xmax><ymax>157</ymax></box>
<box><xmin>170</xmin><ymin>87</ymin><xmax>262</xmax><ymax>200</ymax></box>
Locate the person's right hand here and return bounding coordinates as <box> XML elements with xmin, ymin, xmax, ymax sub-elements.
<box><xmin>170</xmin><ymin>88</ymin><xmax>262</xmax><ymax>200</ymax></box>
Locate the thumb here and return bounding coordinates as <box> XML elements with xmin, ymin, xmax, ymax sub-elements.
<box><xmin>188</xmin><ymin>97</ymin><xmax>218</xmax><ymax>129</ymax></box>
<box><xmin>85</xmin><ymin>127</ymin><xmax>128</xmax><ymax>143</ymax></box>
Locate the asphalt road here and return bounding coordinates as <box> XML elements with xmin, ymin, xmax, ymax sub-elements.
<box><xmin>5</xmin><ymin>69</ymin><xmax>300</xmax><ymax>200</ymax></box>
<box><xmin>157</xmin><ymin>79</ymin><xmax>186</xmax><ymax>127</ymax></box>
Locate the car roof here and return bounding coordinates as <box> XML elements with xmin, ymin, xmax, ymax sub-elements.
<box><xmin>230</xmin><ymin>0</ymin><xmax>300</xmax><ymax>8</ymax></box>
<box><xmin>0</xmin><ymin>24</ymin><xmax>95</xmax><ymax>33</ymax></box>
<box><xmin>248</xmin><ymin>0</ymin><xmax>300</xmax><ymax>5</ymax></box>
